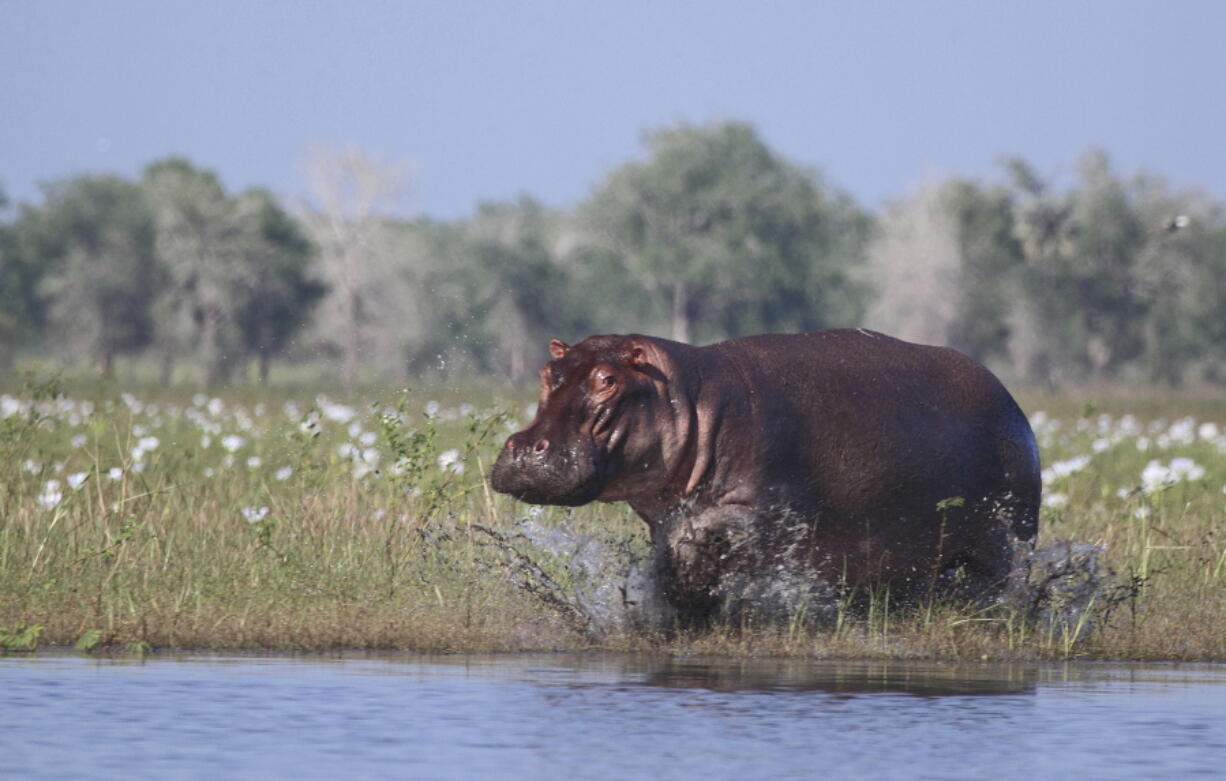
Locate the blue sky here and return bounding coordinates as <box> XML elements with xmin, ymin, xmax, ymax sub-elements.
<box><xmin>3</xmin><ymin>0</ymin><xmax>1224</xmax><ymax>218</ymax></box>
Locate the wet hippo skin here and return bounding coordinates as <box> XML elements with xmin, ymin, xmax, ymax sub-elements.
<box><xmin>491</xmin><ymin>330</ymin><xmax>1041</xmax><ymax>624</ymax></box>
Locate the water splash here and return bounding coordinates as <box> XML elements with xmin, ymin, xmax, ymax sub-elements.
<box><xmin>473</xmin><ymin>517</ymin><xmax>663</xmax><ymax>638</ymax></box>
<box><xmin>478</xmin><ymin>517</ymin><xmax>1116</xmax><ymax>642</ymax></box>
<box><xmin>1011</xmin><ymin>539</ymin><xmax>1114</xmax><ymax>639</ymax></box>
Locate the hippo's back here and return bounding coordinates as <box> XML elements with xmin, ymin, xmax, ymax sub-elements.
<box><xmin>710</xmin><ymin>328</ymin><xmax>1040</xmax><ymax>582</ymax></box>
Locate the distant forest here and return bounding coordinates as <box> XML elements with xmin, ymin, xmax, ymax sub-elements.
<box><xmin>2</xmin><ymin>120</ymin><xmax>1223</xmax><ymax>387</ymax></box>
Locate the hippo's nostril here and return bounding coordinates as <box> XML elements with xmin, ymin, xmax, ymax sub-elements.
<box><xmin>534</xmin><ymin>438</ymin><xmax>550</xmax><ymax>453</ymax></box>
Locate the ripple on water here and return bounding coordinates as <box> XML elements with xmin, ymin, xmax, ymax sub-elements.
<box><xmin>1</xmin><ymin>654</ymin><xmax>1225</xmax><ymax>780</ymax></box>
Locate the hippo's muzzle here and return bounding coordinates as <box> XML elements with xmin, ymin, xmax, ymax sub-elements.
<box><xmin>490</xmin><ymin>430</ymin><xmax>604</xmax><ymax>506</ymax></box>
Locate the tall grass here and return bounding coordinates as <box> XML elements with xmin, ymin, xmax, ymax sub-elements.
<box><xmin>1</xmin><ymin>376</ymin><xmax>1224</xmax><ymax>659</ymax></box>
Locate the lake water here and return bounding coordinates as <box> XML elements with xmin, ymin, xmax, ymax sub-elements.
<box><xmin>3</xmin><ymin>653</ymin><xmax>1225</xmax><ymax>779</ymax></box>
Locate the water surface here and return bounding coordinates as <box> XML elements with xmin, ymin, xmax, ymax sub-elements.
<box><xmin>3</xmin><ymin>653</ymin><xmax>1225</xmax><ymax>779</ymax></box>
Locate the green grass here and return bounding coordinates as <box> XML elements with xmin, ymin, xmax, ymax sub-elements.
<box><xmin>1</xmin><ymin>375</ymin><xmax>1224</xmax><ymax>660</ymax></box>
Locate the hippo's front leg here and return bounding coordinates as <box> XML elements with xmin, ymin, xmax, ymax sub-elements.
<box><xmin>653</xmin><ymin>504</ymin><xmax>838</xmax><ymax>626</ymax></box>
<box><xmin>649</xmin><ymin>505</ymin><xmax>760</xmax><ymax>623</ymax></box>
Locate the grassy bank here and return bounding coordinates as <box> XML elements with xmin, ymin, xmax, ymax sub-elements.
<box><xmin>2</xmin><ymin>376</ymin><xmax>1224</xmax><ymax>660</ymax></box>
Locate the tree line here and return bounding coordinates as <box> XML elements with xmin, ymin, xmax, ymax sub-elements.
<box><xmin>2</xmin><ymin>121</ymin><xmax>1224</xmax><ymax>387</ymax></box>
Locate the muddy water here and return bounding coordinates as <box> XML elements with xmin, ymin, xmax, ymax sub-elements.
<box><xmin>3</xmin><ymin>654</ymin><xmax>1225</xmax><ymax>779</ymax></box>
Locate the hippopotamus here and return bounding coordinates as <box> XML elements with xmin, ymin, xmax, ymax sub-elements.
<box><xmin>490</xmin><ymin>329</ymin><xmax>1040</xmax><ymax>625</ymax></box>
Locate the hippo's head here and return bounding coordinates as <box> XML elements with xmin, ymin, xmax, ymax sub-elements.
<box><xmin>490</xmin><ymin>335</ymin><xmax>679</xmax><ymax>507</ymax></box>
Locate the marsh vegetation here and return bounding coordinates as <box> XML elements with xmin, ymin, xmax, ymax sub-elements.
<box><xmin>1</xmin><ymin>377</ymin><xmax>1223</xmax><ymax>660</ymax></box>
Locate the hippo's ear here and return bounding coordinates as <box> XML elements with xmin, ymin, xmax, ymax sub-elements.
<box><xmin>624</xmin><ymin>339</ymin><xmax>663</xmax><ymax>373</ymax></box>
<box><xmin>549</xmin><ymin>339</ymin><xmax>569</xmax><ymax>360</ymax></box>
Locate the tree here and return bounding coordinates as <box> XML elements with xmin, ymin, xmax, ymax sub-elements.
<box><xmin>1009</xmin><ymin>151</ymin><xmax>1149</xmax><ymax>383</ymax></box>
<box><xmin>942</xmin><ymin>181</ymin><xmax>1026</xmax><ymax>362</ymax></box>
<box><xmin>390</xmin><ymin>199</ymin><xmax>585</xmax><ymax>379</ymax></box>
<box><xmin>582</xmin><ymin>121</ymin><xmax>867</xmax><ymax>344</ymax></box>
<box><xmin>0</xmin><ymin>185</ymin><xmax>47</xmax><ymax>368</ymax></box>
<box><xmin>866</xmin><ymin>178</ymin><xmax>1025</xmax><ymax>365</ymax></box>
<box><xmin>1130</xmin><ymin>177</ymin><xmax>1226</xmax><ymax>385</ymax></box>
<box><xmin>232</xmin><ymin>188</ymin><xmax>326</xmax><ymax>383</ymax></box>
<box><xmin>28</xmin><ymin>175</ymin><xmax>158</xmax><ymax>374</ymax></box>
<box><xmin>864</xmin><ymin>184</ymin><xmax>963</xmax><ymax>349</ymax></box>
<box><xmin>465</xmin><ymin>197</ymin><xmax>581</xmax><ymax>378</ymax></box>
<box><xmin>300</xmin><ymin>146</ymin><xmax>409</xmax><ymax>385</ymax></box>
<box><xmin>143</xmin><ymin>157</ymin><xmax>249</xmax><ymax>385</ymax></box>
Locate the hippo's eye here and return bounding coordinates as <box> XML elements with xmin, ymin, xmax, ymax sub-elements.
<box><xmin>591</xmin><ymin>367</ymin><xmax>619</xmax><ymax>398</ymax></box>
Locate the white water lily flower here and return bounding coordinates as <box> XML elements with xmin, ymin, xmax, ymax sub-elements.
<box><xmin>1041</xmin><ymin>455</ymin><xmax>1091</xmax><ymax>485</ymax></box>
<box><xmin>67</xmin><ymin>472</ymin><xmax>89</xmax><ymax>490</ymax></box>
<box><xmin>1140</xmin><ymin>458</ymin><xmax>1203</xmax><ymax>494</ymax></box>
<box><xmin>220</xmin><ymin>434</ymin><xmax>246</xmax><ymax>453</ymax></box>
<box><xmin>299</xmin><ymin>415</ymin><xmax>321</xmax><ymax>437</ymax></box>
<box><xmin>1141</xmin><ymin>460</ymin><xmax>1176</xmax><ymax>493</ymax></box>
<box><xmin>1</xmin><ymin>395</ymin><xmax>24</xmax><ymax>418</ymax></box>
<box><xmin>1169</xmin><ymin>457</ymin><xmax>1205</xmax><ymax>482</ymax></box>
<box><xmin>319</xmin><ymin>398</ymin><xmax>355</xmax><ymax>423</ymax></box>
<box><xmin>241</xmin><ymin>506</ymin><xmax>270</xmax><ymax>523</ymax></box>
<box><xmin>1043</xmin><ymin>492</ymin><xmax>1069</xmax><ymax>509</ymax></box>
<box><xmin>1166</xmin><ymin>418</ymin><xmax>1197</xmax><ymax>446</ymax></box>
<box><xmin>121</xmin><ymin>393</ymin><xmax>142</xmax><ymax>414</ymax></box>
<box><xmin>438</xmin><ymin>449</ymin><xmax>464</xmax><ymax>474</ymax></box>
<box><xmin>274</xmin><ymin>466</ymin><xmax>293</xmax><ymax>481</ymax></box>
<box><xmin>37</xmin><ymin>480</ymin><xmax>63</xmax><ymax>510</ymax></box>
